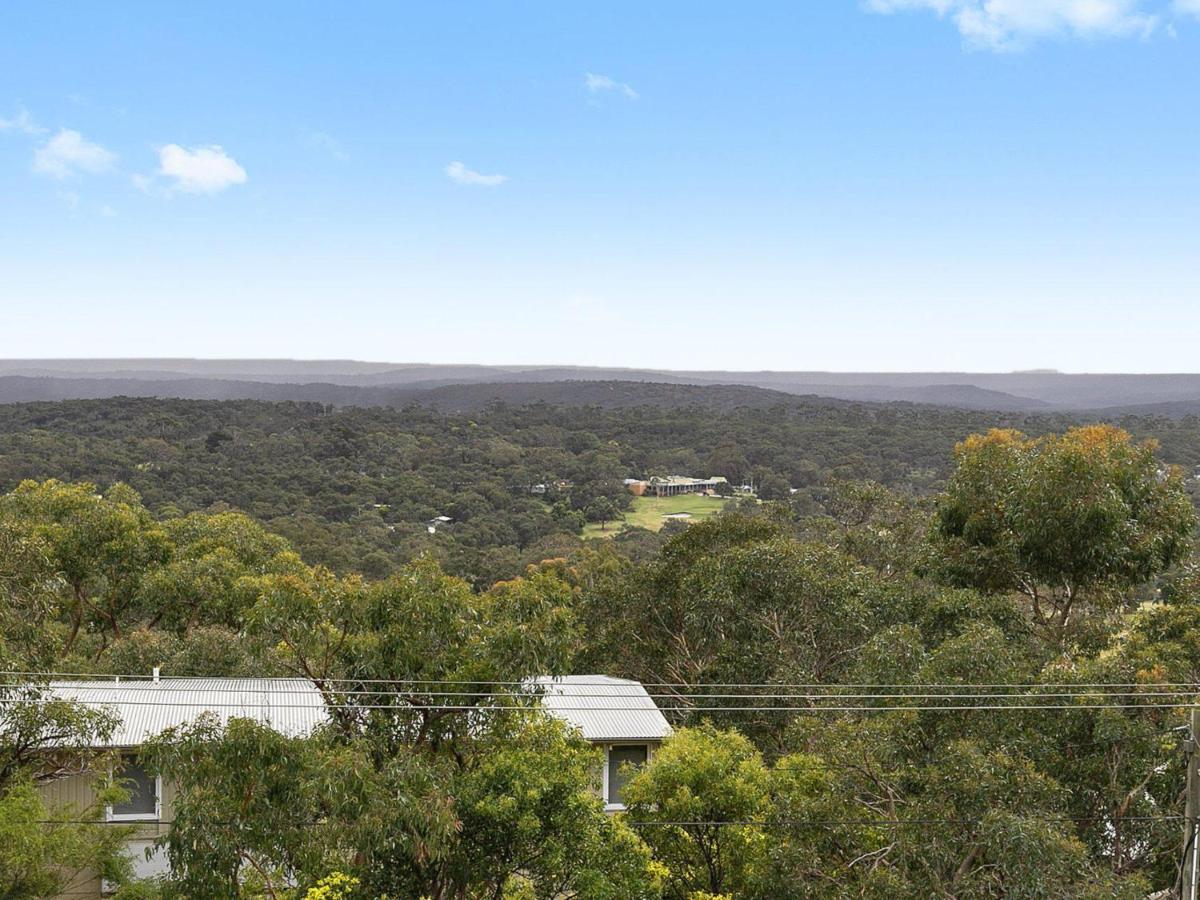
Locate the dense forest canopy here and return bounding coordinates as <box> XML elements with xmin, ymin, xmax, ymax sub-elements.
<box><xmin>4</xmin><ymin>396</ymin><xmax>1200</xmax><ymax>896</ymax></box>
<box><xmin>2</xmin><ymin>396</ymin><xmax>1198</xmax><ymax>586</ymax></box>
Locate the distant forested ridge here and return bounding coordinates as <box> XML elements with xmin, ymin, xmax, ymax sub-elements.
<box><xmin>1</xmin><ymin>395</ymin><xmax>1199</xmax><ymax>585</ymax></box>
<box><xmin>10</xmin><ymin>361</ymin><xmax>1200</xmax><ymax>412</ymax></box>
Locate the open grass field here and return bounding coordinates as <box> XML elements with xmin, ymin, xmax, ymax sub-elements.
<box><xmin>582</xmin><ymin>493</ymin><xmax>732</xmax><ymax>538</ymax></box>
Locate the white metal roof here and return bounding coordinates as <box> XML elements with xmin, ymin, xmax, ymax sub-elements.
<box><xmin>531</xmin><ymin>675</ymin><xmax>672</xmax><ymax>743</ymax></box>
<box><xmin>43</xmin><ymin>678</ymin><xmax>327</xmax><ymax>747</ymax></box>
<box><xmin>31</xmin><ymin>675</ymin><xmax>668</xmax><ymax>748</ymax></box>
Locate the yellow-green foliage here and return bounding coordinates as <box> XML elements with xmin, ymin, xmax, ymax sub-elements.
<box><xmin>303</xmin><ymin>872</ymin><xmax>360</xmax><ymax>900</ymax></box>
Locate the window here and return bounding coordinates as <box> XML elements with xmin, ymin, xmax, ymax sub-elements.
<box><xmin>108</xmin><ymin>756</ymin><xmax>160</xmax><ymax>821</ymax></box>
<box><xmin>605</xmin><ymin>744</ymin><xmax>648</xmax><ymax>809</ymax></box>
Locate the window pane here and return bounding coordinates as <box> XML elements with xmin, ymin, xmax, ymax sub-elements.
<box><xmin>113</xmin><ymin>760</ymin><xmax>157</xmax><ymax>817</ymax></box>
<box><xmin>607</xmin><ymin>745</ymin><xmax>648</xmax><ymax>807</ymax></box>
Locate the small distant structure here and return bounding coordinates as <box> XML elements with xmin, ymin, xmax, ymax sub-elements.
<box><xmin>662</xmin><ymin>512</ymin><xmax>692</xmax><ymax>521</ymax></box>
<box><xmin>627</xmin><ymin>475</ymin><xmax>728</xmax><ymax>498</ymax></box>
<box><xmin>530</xmin><ymin>483</ymin><xmax>548</xmax><ymax>495</ymax></box>
<box><xmin>427</xmin><ymin>515</ymin><xmax>453</xmax><ymax>534</ymax></box>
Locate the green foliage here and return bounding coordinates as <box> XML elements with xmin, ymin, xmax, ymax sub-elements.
<box><xmin>934</xmin><ymin>426</ymin><xmax>1196</xmax><ymax>636</ymax></box>
<box><xmin>0</xmin><ymin>521</ymin><xmax>61</xmax><ymax>669</ymax></box>
<box><xmin>0</xmin><ymin>479</ymin><xmax>311</xmax><ymax>670</ymax></box>
<box><xmin>11</xmin><ymin>395</ymin><xmax>1190</xmax><ymax>586</ymax></box>
<box><xmin>624</xmin><ymin>726</ymin><xmax>770</xmax><ymax>899</ymax></box>
<box><xmin>146</xmin><ymin>713</ymin><xmax>660</xmax><ymax>899</ymax></box>
<box><xmin>242</xmin><ymin>555</ymin><xmax>580</xmax><ymax>754</ymax></box>
<box><xmin>301</xmin><ymin>873</ymin><xmax>359</xmax><ymax>900</ymax></box>
<box><xmin>0</xmin><ymin>479</ymin><xmax>170</xmax><ymax>657</ymax></box>
<box><xmin>4</xmin><ymin>400</ymin><xmax>1200</xmax><ymax>896</ymax></box>
<box><xmin>448</xmin><ymin>714</ymin><xmax>662</xmax><ymax>899</ymax></box>
<box><xmin>143</xmin><ymin>716</ymin><xmax>333</xmax><ymax>897</ymax></box>
<box><xmin>0</xmin><ymin>689</ymin><xmax>132</xmax><ymax>898</ymax></box>
<box><xmin>0</xmin><ymin>778</ymin><xmax>133</xmax><ymax>899</ymax></box>
<box><xmin>0</xmin><ymin>685</ymin><xmax>119</xmax><ymax>789</ymax></box>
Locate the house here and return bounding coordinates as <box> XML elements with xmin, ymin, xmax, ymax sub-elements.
<box><xmin>28</xmin><ymin>673</ymin><xmax>668</xmax><ymax>897</ymax></box>
<box><xmin>531</xmin><ymin>675</ymin><xmax>672</xmax><ymax>810</ymax></box>
<box><xmin>627</xmin><ymin>475</ymin><xmax>728</xmax><ymax>497</ymax></box>
<box><xmin>36</xmin><ymin>677</ymin><xmax>327</xmax><ymax>897</ymax></box>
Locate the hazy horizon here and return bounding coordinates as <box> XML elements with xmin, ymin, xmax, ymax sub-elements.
<box><xmin>0</xmin><ymin>358</ymin><xmax>1196</xmax><ymax>378</ymax></box>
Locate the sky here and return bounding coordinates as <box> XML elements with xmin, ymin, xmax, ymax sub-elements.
<box><xmin>2</xmin><ymin>0</ymin><xmax>1199</xmax><ymax>372</ymax></box>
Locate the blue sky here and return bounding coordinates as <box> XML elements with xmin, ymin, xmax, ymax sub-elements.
<box><xmin>2</xmin><ymin>1</ymin><xmax>1199</xmax><ymax>371</ymax></box>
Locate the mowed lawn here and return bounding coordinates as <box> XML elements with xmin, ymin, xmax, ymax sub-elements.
<box><xmin>583</xmin><ymin>494</ymin><xmax>731</xmax><ymax>538</ymax></box>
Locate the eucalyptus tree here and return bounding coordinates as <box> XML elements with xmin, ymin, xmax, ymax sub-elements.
<box><xmin>933</xmin><ymin>426</ymin><xmax>1195</xmax><ymax>640</ymax></box>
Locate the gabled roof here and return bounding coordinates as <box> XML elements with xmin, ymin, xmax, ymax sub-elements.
<box><xmin>31</xmin><ymin>675</ymin><xmax>670</xmax><ymax>748</ymax></box>
<box><xmin>43</xmin><ymin>678</ymin><xmax>327</xmax><ymax>747</ymax></box>
<box><xmin>531</xmin><ymin>675</ymin><xmax>672</xmax><ymax>743</ymax></box>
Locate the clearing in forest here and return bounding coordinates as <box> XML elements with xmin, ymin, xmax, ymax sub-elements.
<box><xmin>582</xmin><ymin>494</ymin><xmax>731</xmax><ymax>538</ymax></box>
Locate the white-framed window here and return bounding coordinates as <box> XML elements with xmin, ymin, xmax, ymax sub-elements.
<box><xmin>603</xmin><ymin>743</ymin><xmax>649</xmax><ymax>810</ymax></box>
<box><xmin>107</xmin><ymin>755</ymin><xmax>162</xmax><ymax>822</ymax></box>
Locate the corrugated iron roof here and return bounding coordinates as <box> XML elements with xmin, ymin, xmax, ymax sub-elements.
<box><xmin>30</xmin><ymin>675</ymin><xmax>669</xmax><ymax>747</ymax></box>
<box><xmin>532</xmin><ymin>675</ymin><xmax>672</xmax><ymax>742</ymax></box>
<box><xmin>44</xmin><ymin>678</ymin><xmax>327</xmax><ymax>747</ymax></box>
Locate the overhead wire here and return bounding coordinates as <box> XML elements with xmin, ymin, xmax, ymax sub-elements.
<box><xmin>3</xmin><ymin>698</ymin><xmax>1199</xmax><ymax>712</ymax></box>
<box><xmin>5</xmin><ymin>671</ymin><xmax>1200</xmax><ymax>690</ymax></box>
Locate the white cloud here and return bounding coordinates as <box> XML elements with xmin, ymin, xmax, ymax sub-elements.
<box><xmin>100</xmin><ymin>204</ymin><xmax>117</xmax><ymax>217</ymax></box>
<box><xmin>32</xmin><ymin>128</ymin><xmax>117</xmax><ymax>178</ymax></box>
<box><xmin>0</xmin><ymin>106</ymin><xmax>44</xmax><ymax>136</ymax></box>
<box><xmin>584</xmin><ymin>72</ymin><xmax>638</xmax><ymax>99</ymax></box>
<box><xmin>1175</xmin><ymin>0</ymin><xmax>1200</xmax><ymax>14</ymax></box>
<box><xmin>136</xmin><ymin>143</ymin><xmax>247</xmax><ymax>195</ymax></box>
<box><xmin>444</xmin><ymin>160</ymin><xmax>507</xmax><ymax>187</ymax></box>
<box><xmin>151</xmin><ymin>143</ymin><xmax>247</xmax><ymax>194</ymax></box>
<box><xmin>866</xmin><ymin>0</ymin><xmax>1161</xmax><ymax>49</ymax></box>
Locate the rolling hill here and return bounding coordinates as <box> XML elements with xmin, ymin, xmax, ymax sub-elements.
<box><xmin>5</xmin><ymin>361</ymin><xmax>1200</xmax><ymax>413</ymax></box>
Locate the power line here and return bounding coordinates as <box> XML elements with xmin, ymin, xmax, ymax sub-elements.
<box><xmin>36</xmin><ymin>814</ymin><xmax>1187</xmax><ymax>828</ymax></box>
<box><xmin>626</xmin><ymin>815</ymin><xmax>1186</xmax><ymax>828</ymax></box>
<box><xmin>4</xmin><ymin>698</ymin><xmax>1199</xmax><ymax>712</ymax></box>
<box><xmin>3</xmin><ymin>691</ymin><xmax>1197</xmax><ymax>705</ymax></box>
<box><xmin>5</xmin><ymin>671</ymin><xmax>1199</xmax><ymax>689</ymax></box>
<box><xmin>9</xmin><ymin>691</ymin><xmax>1200</xmax><ymax>705</ymax></box>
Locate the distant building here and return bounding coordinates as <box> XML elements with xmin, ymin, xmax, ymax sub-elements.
<box><xmin>628</xmin><ymin>475</ymin><xmax>728</xmax><ymax>497</ymax></box>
